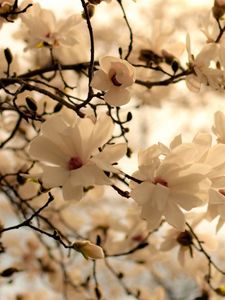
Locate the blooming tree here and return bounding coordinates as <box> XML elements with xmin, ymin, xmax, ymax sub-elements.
<box><xmin>2</xmin><ymin>0</ymin><xmax>225</xmax><ymax>299</ymax></box>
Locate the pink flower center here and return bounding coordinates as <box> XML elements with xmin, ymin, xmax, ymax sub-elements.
<box><xmin>152</xmin><ymin>176</ymin><xmax>168</xmax><ymax>187</ymax></box>
<box><xmin>132</xmin><ymin>234</ymin><xmax>144</xmax><ymax>242</ymax></box>
<box><xmin>68</xmin><ymin>156</ymin><xmax>83</xmax><ymax>170</ymax></box>
<box><xmin>219</xmin><ymin>188</ymin><xmax>225</xmax><ymax>196</ymax></box>
<box><xmin>111</xmin><ymin>74</ymin><xmax>122</xmax><ymax>87</ymax></box>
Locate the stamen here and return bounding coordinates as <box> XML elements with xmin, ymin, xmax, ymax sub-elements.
<box><xmin>68</xmin><ymin>156</ymin><xmax>83</xmax><ymax>170</ymax></box>
<box><xmin>111</xmin><ymin>74</ymin><xmax>122</xmax><ymax>87</ymax></box>
<box><xmin>152</xmin><ymin>176</ymin><xmax>168</xmax><ymax>187</ymax></box>
<box><xmin>219</xmin><ymin>188</ymin><xmax>225</xmax><ymax>196</ymax></box>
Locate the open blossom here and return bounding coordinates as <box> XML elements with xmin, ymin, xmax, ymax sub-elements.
<box><xmin>28</xmin><ymin>113</ymin><xmax>127</xmax><ymax>201</ymax></box>
<box><xmin>20</xmin><ymin>3</ymin><xmax>81</xmax><ymax>49</ymax></box>
<box><xmin>130</xmin><ymin>143</ymin><xmax>210</xmax><ymax>230</ymax></box>
<box><xmin>160</xmin><ymin>224</ymin><xmax>217</xmax><ymax>265</ymax></box>
<box><xmin>185</xmin><ymin>34</ymin><xmax>225</xmax><ymax>92</ymax></box>
<box><xmin>91</xmin><ymin>56</ymin><xmax>136</xmax><ymax>106</ymax></box>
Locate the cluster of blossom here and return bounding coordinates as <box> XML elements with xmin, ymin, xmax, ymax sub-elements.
<box><xmin>28</xmin><ymin>109</ymin><xmax>225</xmax><ymax>234</ymax></box>
<box><xmin>1</xmin><ymin>0</ymin><xmax>225</xmax><ymax>299</ymax></box>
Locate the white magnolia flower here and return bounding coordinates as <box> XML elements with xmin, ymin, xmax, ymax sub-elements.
<box><xmin>160</xmin><ymin>225</ymin><xmax>217</xmax><ymax>265</ymax></box>
<box><xmin>28</xmin><ymin>113</ymin><xmax>127</xmax><ymax>201</ymax></box>
<box><xmin>130</xmin><ymin>143</ymin><xmax>210</xmax><ymax>230</ymax></box>
<box><xmin>185</xmin><ymin>34</ymin><xmax>225</xmax><ymax>92</ymax></box>
<box><xmin>21</xmin><ymin>3</ymin><xmax>81</xmax><ymax>49</ymax></box>
<box><xmin>91</xmin><ymin>56</ymin><xmax>136</xmax><ymax>106</ymax></box>
<box><xmin>73</xmin><ymin>240</ymin><xmax>104</xmax><ymax>259</ymax></box>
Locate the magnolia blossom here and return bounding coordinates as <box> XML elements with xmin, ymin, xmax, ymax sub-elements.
<box><xmin>91</xmin><ymin>56</ymin><xmax>136</xmax><ymax>106</ymax></box>
<box><xmin>73</xmin><ymin>240</ymin><xmax>104</xmax><ymax>259</ymax></box>
<box><xmin>130</xmin><ymin>143</ymin><xmax>210</xmax><ymax>230</ymax></box>
<box><xmin>160</xmin><ymin>225</ymin><xmax>217</xmax><ymax>265</ymax></box>
<box><xmin>28</xmin><ymin>113</ymin><xmax>127</xmax><ymax>201</ymax></box>
<box><xmin>185</xmin><ymin>34</ymin><xmax>225</xmax><ymax>92</ymax></box>
<box><xmin>158</xmin><ymin>126</ymin><xmax>225</xmax><ymax>232</ymax></box>
<box><xmin>20</xmin><ymin>3</ymin><xmax>81</xmax><ymax>49</ymax></box>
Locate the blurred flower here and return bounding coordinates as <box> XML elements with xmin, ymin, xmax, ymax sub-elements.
<box><xmin>160</xmin><ymin>225</ymin><xmax>217</xmax><ymax>265</ymax></box>
<box><xmin>28</xmin><ymin>113</ymin><xmax>127</xmax><ymax>201</ymax></box>
<box><xmin>73</xmin><ymin>240</ymin><xmax>104</xmax><ymax>259</ymax></box>
<box><xmin>91</xmin><ymin>56</ymin><xmax>136</xmax><ymax>106</ymax></box>
<box><xmin>20</xmin><ymin>3</ymin><xmax>81</xmax><ymax>49</ymax></box>
<box><xmin>185</xmin><ymin>35</ymin><xmax>225</xmax><ymax>92</ymax></box>
<box><xmin>160</xmin><ymin>228</ymin><xmax>193</xmax><ymax>266</ymax></box>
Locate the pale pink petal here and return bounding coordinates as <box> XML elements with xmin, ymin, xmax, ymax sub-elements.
<box><xmin>57</xmin><ymin>15</ymin><xmax>81</xmax><ymax>34</ymax></box>
<box><xmin>70</xmin><ymin>164</ymin><xmax>111</xmax><ymax>186</ymax></box>
<box><xmin>151</xmin><ymin>184</ymin><xmax>169</xmax><ymax>211</ymax></box>
<box><xmin>164</xmin><ymin>201</ymin><xmax>185</xmax><ymax>230</ymax></box>
<box><xmin>86</xmin><ymin>115</ymin><xmax>114</xmax><ymax>156</ymax></box>
<box><xmin>216</xmin><ymin>217</ymin><xmax>225</xmax><ymax>232</ymax></box>
<box><xmin>77</xmin><ymin>117</ymin><xmax>94</xmax><ymax>160</ymax></box>
<box><xmin>91</xmin><ymin>70</ymin><xmax>111</xmax><ymax>91</ymax></box>
<box><xmin>41</xmin><ymin>165</ymin><xmax>69</xmax><ymax>188</ymax></box>
<box><xmin>177</xmin><ymin>248</ymin><xmax>186</xmax><ymax>266</ymax></box>
<box><xmin>185</xmin><ymin>74</ymin><xmax>201</xmax><ymax>93</ymax></box>
<box><xmin>160</xmin><ymin>239</ymin><xmax>176</xmax><ymax>251</ymax></box>
<box><xmin>62</xmin><ymin>180</ymin><xmax>83</xmax><ymax>201</ymax></box>
<box><xmin>99</xmin><ymin>56</ymin><xmax>119</xmax><ymax>73</ymax></box>
<box><xmin>131</xmin><ymin>182</ymin><xmax>153</xmax><ymax>205</ymax></box>
<box><xmin>90</xmin><ymin>143</ymin><xmax>127</xmax><ymax>173</ymax></box>
<box><xmin>93</xmin><ymin>143</ymin><xmax>127</xmax><ymax>163</ymax></box>
<box><xmin>142</xmin><ymin>203</ymin><xmax>162</xmax><ymax>229</ymax></box>
<box><xmin>172</xmin><ymin>192</ymin><xmax>203</xmax><ymax>210</ymax></box>
<box><xmin>41</xmin><ymin>115</ymin><xmax>68</xmax><ymax>136</ymax></box>
<box><xmin>104</xmin><ymin>87</ymin><xmax>131</xmax><ymax>106</ymax></box>
<box><xmin>29</xmin><ymin>136</ymin><xmax>68</xmax><ymax>166</ymax></box>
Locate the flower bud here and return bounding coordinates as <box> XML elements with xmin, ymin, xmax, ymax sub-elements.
<box><xmin>213</xmin><ymin>0</ymin><xmax>225</xmax><ymax>19</ymax></box>
<box><xmin>82</xmin><ymin>4</ymin><xmax>95</xmax><ymax>19</ymax></box>
<box><xmin>73</xmin><ymin>240</ymin><xmax>104</xmax><ymax>259</ymax></box>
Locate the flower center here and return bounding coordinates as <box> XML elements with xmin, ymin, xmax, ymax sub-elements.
<box><xmin>68</xmin><ymin>156</ymin><xmax>83</xmax><ymax>170</ymax></box>
<box><xmin>152</xmin><ymin>176</ymin><xmax>168</xmax><ymax>187</ymax></box>
<box><xmin>111</xmin><ymin>74</ymin><xmax>122</xmax><ymax>87</ymax></box>
<box><xmin>176</xmin><ymin>230</ymin><xmax>193</xmax><ymax>246</ymax></box>
<box><xmin>219</xmin><ymin>188</ymin><xmax>225</xmax><ymax>196</ymax></box>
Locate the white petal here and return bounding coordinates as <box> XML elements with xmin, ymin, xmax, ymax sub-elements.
<box><xmin>131</xmin><ymin>182</ymin><xmax>153</xmax><ymax>205</ymax></box>
<box><xmin>42</xmin><ymin>165</ymin><xmax>69</xmax><ymax>188</ymax></box>
<box><xmin>185</xmin><ymin>74</ymin><xmax>201</xmax><ymax>93</ymax></box>
<box><xmin>29</xmin><ymin>136</ymin><xmax>68</xmax><ymax>166</ymax></box>
<box><xmin>70</xmin><ymin>164</ymin><xmax>111</xmax><ymax>186</ymax></box>
<box><xmin>62</xmin><ymin>180</ymin><xmax>83</xmax><ymax>201</ymax></box>
<box><xmin>99</xmin><ymin>56</ymin><xmax>119</xmax><ymax>73</ymax></box>
<box><xmin>160</xmin><ymin>239</ymin><xmax>176</xmax><ymax>251</ymax></box>
<box><xmin>87</xmin><ymin>115</ymin><xmax>114</xmax><ymax>156</ymax></box>
<box><xmin>91</xmin><ymin>70</ymin><xmax>111</xmax><ymax>91</ymax></box>
<box><xmin>172</xmin><ymin>192</ymin><xmax>203</xmax><ymax>210</ymax></box>
<box><xmin>41</xmin><ymin>115</ymin><xmax>68</xmax><ymax>136</ymax></box>
<box><xmin>151</xmin><ymin>184</ymin><xmax>169</xmax><ymax>211</ymax></box>
<box><xmin>94</xmin><ymin>143</ymin><xmax>127</xmax><ymax>163</ymax></box>
<box><xmin>164</xmin><ymin>201</ymin><xmax>185</xmax><ymax>230</ymax></box>
<box><xmin>104</xmin><ymin>87</ymin><xmax>131</xmax><ymax>106</ymax></box>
